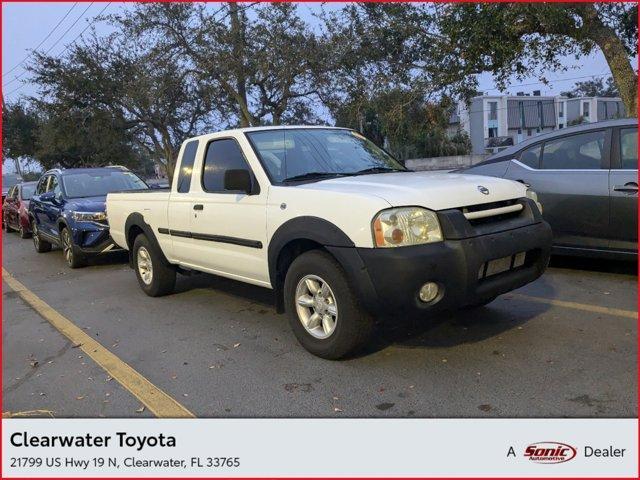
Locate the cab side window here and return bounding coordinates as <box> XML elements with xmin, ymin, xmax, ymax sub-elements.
<box><xmin>620</xmin><ymin>128</ymin><xmax>638</xmax><ymax>170</ymax></box>
<box><xmin>177</xmin><ymin>140</ymin><xmax>199</xmax><ymax>193</ymax></box>
<box><xmin>518</xmin><ymin>144</ymin><xmax>541</xmax><ymax>169</ymax></box>
<box><xmin>202</xmin><ymin>138</ymin><xmax>252</xmax><ymax>193</ymax></box>
<box><xmin>541</xmin><ymin>131</ymin><xmax>605</xmax><ymax>170</ymax></box>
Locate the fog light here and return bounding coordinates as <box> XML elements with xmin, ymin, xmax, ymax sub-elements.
<box><xmin>419</xmin><ymin>282</ymin><xmax>439</xmax><ymax>303</ymax></box>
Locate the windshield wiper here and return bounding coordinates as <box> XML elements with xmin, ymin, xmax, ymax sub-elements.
<box><xmin>353</xmin><ymin>166</ymin><xmax>410</xmax><ymax>175</ymax></box>
<box><xmin>282</xmin><ymin>172</ymin><xmax>353</xmax><ymax>183</ymax></box>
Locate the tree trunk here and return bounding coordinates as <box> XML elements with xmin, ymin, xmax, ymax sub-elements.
<box><xmin>229</xmin><ymin>2</ymin><xmax>253</xmax><ymax>127</ymax></box>
<box><xmin>581</xmin><ymin>6</ymin><xmax>637</xmax><ymax>116</ymax></box>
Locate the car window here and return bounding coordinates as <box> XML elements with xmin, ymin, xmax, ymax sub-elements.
<box><xmin>62</xmin><ymin>170</ymin><xmax>147</xmax><ymax>198</ymax></box>
<box><xmin>36</xmin><ymin>176</ymin><xmax>50</xmax><ymax>195</ymax></box>
<box><xmin>202</xmin><ymin>138</ymin><xmax>252</xmax><ymax>192</ymax></box>
<box><xmin>10</xmin><ymin>186</ymin><xmax>19</xmax><ymax>200</ymax></box>
<box><xmin>21</xmin><ymin>184</ymin><xmax>36</xmax><ymax>200</ymax></box>
<box><xmin>518</xmin><ymin>144</ymin><xmax>541</xmax><ymax>169</ymax></box>
<box><xmin>541</xmin><ymin>131</ymin><xmax>605</xmax><ymax>170</ymax></box>
<box><xmin>177</xmin><ymin>140</ymin><xmax>199</xmax><ymax>193</ymax></box>
<box><xmin>620</xmin><ymin>128</ymin><xmax>638</xmax><ymax>170</ymax></box>
<box><xmin>50</xmin><ymin>176</ymin><xmax>61</xmax><ymax>196</ymax></box>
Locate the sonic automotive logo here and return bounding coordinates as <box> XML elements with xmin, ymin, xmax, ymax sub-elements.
<box><xmin>524</xmin><ymin>442</ymin><xmax>577</xmax><ymax>464</ymax></box>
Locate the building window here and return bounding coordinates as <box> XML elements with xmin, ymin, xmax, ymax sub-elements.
<box><xmin>558</xmin><ymin>102</ymin><xmax>564</xmax><ymax>118</ymax></box>
<box><xmin>488</xmin><ymin>101</ymin><xmax>498</xmax><ymax>121</ymax></box>
<box><xmin>488</xmin><ymin>127</ymin><xmax>498</xmax><ymax>138</ymax></box>
<box><xmin>583</xmin><ymin>101</ymin><xmax>590</xmax><ymax>117</ymax></box>
<box><xmin>527</xmin><ymin>129</ymin><xmax>532</xmax><ymax>136</ymax></box>
<box><xmin>559</xmin><ymin>124</ymin><xmax>564</xmax><ymax>129</ymax></box>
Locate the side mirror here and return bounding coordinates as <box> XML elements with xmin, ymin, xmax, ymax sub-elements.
<box><xmin>40</xmin><ymin>191</ymin><xmax>55</xmax><ymax>203</ymax></box>
<box><xmin>224</xmin><ymin>169</ymin><xmax>254</xmax><ymax>195</ymax></box>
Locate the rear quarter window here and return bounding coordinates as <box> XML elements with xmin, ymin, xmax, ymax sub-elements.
<box><xmin>177</xmin><ymin>140</ymin><xmax>199</xmax><ymax>193</ymax></box>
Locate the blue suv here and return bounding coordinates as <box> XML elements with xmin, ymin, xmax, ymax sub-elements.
<box><xmin>29</xmin><ymin>166</ymin><xmax>148</xmax><ymax>268</ymax></box>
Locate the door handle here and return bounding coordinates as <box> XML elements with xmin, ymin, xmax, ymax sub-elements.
<box><xmin>613</xmin><ymin>182</ymin><xmax>638</xmax><ymax>193</ymax></box>
<box><xmin>193</xmin><ymin>204</ymin><xmax>204</xmax><ymax>211</ymax></box>
<box><xmin>516</xmin><ymin>179</ymin><xmax>531</xmax><ymax>188</ymax></box>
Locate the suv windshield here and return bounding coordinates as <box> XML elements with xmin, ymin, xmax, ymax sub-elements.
<box><xmin>62</xmin><ymin>170</ymin><xmax>148</xmax><ymax>198</ymax></box>
<box><xmin>245</xmin><ymin>128</ymin><xmax>406</xmax><ymax>183</ymax></box>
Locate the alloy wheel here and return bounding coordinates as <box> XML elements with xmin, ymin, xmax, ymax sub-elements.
<box><xmin>137</xmin><ymin>246</ymin><xmax>153</xmax><ymax>285</ymax></box>
<box><xmin>62</xmin><ymin>230</ymin><xmax>74</xmax><ymax>266</ymax></box>
<box><xmin>294</xmin><ymin>274</ymin><xmax>338</xmax><ymax>339</ymax></box>
<box><xmin>32</xmin><ymin>223</ymin><xmax>40</xmax><ymax>249</ymax></box>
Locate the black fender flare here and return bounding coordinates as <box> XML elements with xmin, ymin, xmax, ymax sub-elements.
<box><xmin>124</xmin><ymin>212</ymin><xmax>173</xmax><ymax>269</ymax></box>
<box><xmin>268</xmin><ymin>216</ymin><xmax>355</xmax><ymax>287</ymax></box>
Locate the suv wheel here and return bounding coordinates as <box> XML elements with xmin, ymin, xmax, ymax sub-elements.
<box><xmin>284</xmin><ymin>250</ymin><xmax>374</xmax><ymax>360</ymax></box>
<box><xmin>133</xmin><ymin>234</ymin><xmax>176</xmax><ymax>296</ymax></box>
<box><xmin>32</xmin><ymin>220</ymin><xmax>52</xmax><ymax>253</ymax></box>
<box><xmin>61</xmin><ymin>228</ymin><xmax>86</xmax><ymax>268</ymax></box>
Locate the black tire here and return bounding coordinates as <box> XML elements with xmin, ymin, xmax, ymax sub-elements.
<box><xmin>132</xmin><ymin>233</ymin><xmax>176</xmax><ymax>297</ymax></box>
<box><xmin>31</xmin><ymin>219</ymin><xmax>52</xmax><ymax>253</ymax></box>
<box><xmin>4</xmin><ymin>218</ymin><xmax>13</xmax><ymax>233</ymax></box>
<box><xmin>19</xmin><ymin>223</ymin><xmax>30</xmax><ymax>239</ymax></box>
<box><xmin>284</xmin><ymin>249</ymin><xmax>374</xmax><ymax>360</ymax></box>
<box><xmin>60</xmin><ymin>227</ymin><xmax>87</xmax><ymax>268</ymax></box>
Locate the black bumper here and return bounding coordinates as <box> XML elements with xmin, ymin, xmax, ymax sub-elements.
<box><xmin>328</xmin><ymin>199</ymin><xmax>552</xmax><ymax>317</ymax></box>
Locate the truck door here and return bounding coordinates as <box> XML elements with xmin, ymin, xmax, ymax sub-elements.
<box><xmin>187</xmin><ymin>137</ymin><xmax>269</xmax><ymax>286</ymax></box>
<box><xmin>609</xmin><ymin>126</ymin><xmax>638</xmax><ymax>253</ymax></box>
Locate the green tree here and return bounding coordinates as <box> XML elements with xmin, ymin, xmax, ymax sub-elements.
<box><xmin>114</xmin><ymin>2</ymin><xmax>326</xmax><ymax>127</ymax></box>
<box><xmin>561</xmin><ymin>76</ymin><xmax>619</xmax><ymax>98</ymax></box>
<box><xmin>28</xmin><ymin>30</ymin><xmax>220</xmax><ymax>181</ymax></box>
<box><xmin>2</xmin><ymin>100</ymin><xmax>39</xmax><ymax>162</ymax></box>
<box><xmin>437</xmin><ymin>3</ymin><xmax>637</xmax><ymax>115</ymax></box>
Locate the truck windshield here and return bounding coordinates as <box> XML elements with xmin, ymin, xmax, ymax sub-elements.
<box><xmin>245</xmin><ymin>128</ymin><xmax>407</xmax><ymax>183</ymax></box>
<box><xmin>62</xmin><ymin>170</ymin><xmax>148</xmax><ymax>198</ymax></box>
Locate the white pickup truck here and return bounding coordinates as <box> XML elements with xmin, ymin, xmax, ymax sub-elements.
<box><xmin>107</xmin><ymin>126</ymin><xmax>551</xmax><ymax>359</ymax></box>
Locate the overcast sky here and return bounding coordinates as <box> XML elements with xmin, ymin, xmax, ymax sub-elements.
<box><xmin>1</xmin><ymin>2</ymin><xmax>620</xmax><ymax>173</ymax></box>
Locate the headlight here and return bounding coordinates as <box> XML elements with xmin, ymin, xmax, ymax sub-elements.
<box><xmin>372</xmin><ymin>207</ymin><xmax>442</xmax><ymax>247</ymax></box>
<box><xmin>525</xmin><ymin>189</ymin><xmax>543</xmax><ymax>214</ymax></box>
<box><xmin>71</xmin><ymin>211</ymin><xmax>108</xmax><ymax>223</ymax></box>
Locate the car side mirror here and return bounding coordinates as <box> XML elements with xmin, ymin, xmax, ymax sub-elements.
<box><xmin>40</xmin><ymin>191</ymin><xmax>55</xmax><ymax>203</ymax></box>
<box><xmin>224</xmin><ymin>169</ymin><xmax>254</xmax><ymax>195</ymax></box>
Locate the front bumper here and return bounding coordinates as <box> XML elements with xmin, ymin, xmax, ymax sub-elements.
<box><xmin>328</xmin><ymin>199</ymin><xmax>552</xmax><ymax>316</ymax></box>
<box><xmin>71</xmin><ymin>223</ymin><xmax>122</xmax><ymax>255</ymax></box>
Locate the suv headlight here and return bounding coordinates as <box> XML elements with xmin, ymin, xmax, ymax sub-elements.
<box><xmin>372</xmin><ymin>207</ymin><xmax>442</xmax><ymax>247</ymax></box>
<box><xmin>525</xmin><ymin>189</ymin><xmax>543</xmax><ymax>214</ymax></box>
<box><xmin>71</xmin><ymin>211</ymin><xmax>108</xmax><ymax>223</ymax></box>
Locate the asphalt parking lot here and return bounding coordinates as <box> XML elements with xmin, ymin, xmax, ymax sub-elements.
<box><xmin>2</xmin><ymin>232</ymin><xmax>637</xmax><ymax>418</ymax></box>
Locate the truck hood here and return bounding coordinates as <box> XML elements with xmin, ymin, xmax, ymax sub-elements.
<box><xmin>295</xmin><ymin>171</ymin><xmax>526</xmax><ymax>210</ymax></box>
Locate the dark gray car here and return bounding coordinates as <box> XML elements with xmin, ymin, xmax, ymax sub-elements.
<box><xmin>461</xmin><ymin>118</ymin><xmax>637</xmax><ymax>260</ymax></box>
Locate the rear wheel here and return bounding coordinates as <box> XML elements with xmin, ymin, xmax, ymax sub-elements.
<box><xmin>60</xmin><ymin>227</ymin><xmax>86</xmax><ymax>268</ymax></box>
<box><xmin>19</xmin><ymin>223</ymin><xmax>30</xmax><ymax>239</ymax></box>
<box><xmin>31</xmin><ymin>220</ymin><xmax>52</xmax><ymax>253</ymax></box>
<box><xmin>4</xmin><ymin>218</ymin><xmax>13</xmax><ymax>233</ymax></box>
<box><xmin>284</xmin><ymin>250</ymin><xmax>374</xmax><ymax>360</ymax></box>
<box><xmin>133</xmin><ymin>234</ymin><xmax>176</xmax><ymax>296</ymax></box>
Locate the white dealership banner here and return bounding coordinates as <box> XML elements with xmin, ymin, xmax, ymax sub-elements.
<box><xmin>2</xmin><ymin>418</ymin><xmax>637</xmax><ymax>477</ymax></box>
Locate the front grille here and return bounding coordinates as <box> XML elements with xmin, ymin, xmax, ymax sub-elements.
<box><xmin>460</xmin><ymin>199</ymin><xmax>523</xmax><ymax>226</ymax></box>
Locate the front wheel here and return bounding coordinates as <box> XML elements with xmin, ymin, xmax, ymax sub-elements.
<box><xmin>31</xmin><ymin>220</ymin><xmax>52</xmax><ymax>253</ymax></box>
<box><xmin>284</xmin><ymin>250</ymin><xmax>374</xmax><ymax>360</ymax></box>
<box><xmin>132</xmin><ymin>234</ymin><xmax>176</xmax><ymax>297</ymax></box>
<box><xmin>61</xmin><ymin>228</ymin><xmax>86</xmax><ymax>268</ymax></box>
<box><xmin>4</xmin><ymin>216</ymin><xmax>14</xmax><ymax>233</ymax></box>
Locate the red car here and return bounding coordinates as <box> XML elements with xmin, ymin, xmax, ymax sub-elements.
<box><xmin>3</xmin><ymin>181</ymin><xmax>37</xmax><ymax>238</ymax></box>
